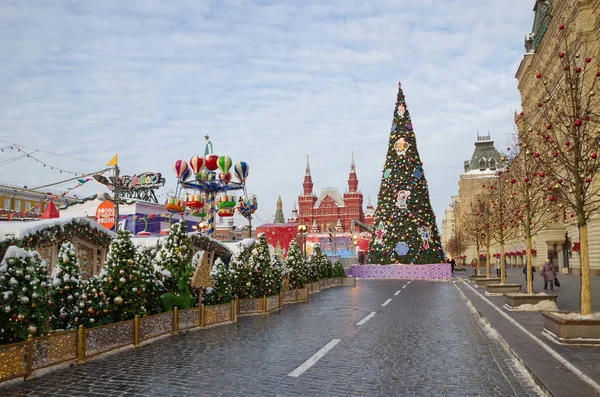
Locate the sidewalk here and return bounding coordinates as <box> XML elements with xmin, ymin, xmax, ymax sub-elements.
<box><xmin>454</xmin><ymin>267</ymin><xmax>600</xmax><ymax>397</ymax></box>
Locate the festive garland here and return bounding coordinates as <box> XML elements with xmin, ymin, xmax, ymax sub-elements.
<box><xmin>188</xmin><ymin>233</ymin><xmax>231</xmax><ymax>261</ymax></box>
<box><xmin>0</xmin><ymin>218</ymin><xmax>114</xmax><ymax>259</ymax></box>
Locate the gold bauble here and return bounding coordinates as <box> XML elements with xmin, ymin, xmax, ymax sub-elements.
<box><xmin>114</xmin><ymin>296</ymin><xmax>124</xmax><ymax>305</ymax></box>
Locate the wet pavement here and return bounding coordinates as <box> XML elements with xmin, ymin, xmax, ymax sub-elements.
<box><xmin>455</xmin><ymin>266</ymin><xmax>600</xmax><ymax>397</ymax></box>
<box><xmin>1</xmin><ymin>279</ymin><xmax>542</xmax><ymax>396</ymax></box>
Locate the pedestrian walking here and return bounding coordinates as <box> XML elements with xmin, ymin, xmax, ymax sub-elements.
<box><xmin>471</xmin><ymin>258</ymin><xmax>477</xmax><ymax>275</ymax></box>
<box><xmin>450</xmin><ymin>257</ymin><xmax>456</xmax><ymax>274</ymax></box>
<box><xmin>523</xmin><ymin>262</ymin><xmax>535</xmax><ymax>282</ymax></box>
<box><xmin>541</xmin><ymin>261</ymin><xmax>557</xmax><ymax>291</ymax></box>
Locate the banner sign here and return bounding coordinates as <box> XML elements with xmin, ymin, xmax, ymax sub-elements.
<box><xmin>95</xmin><ymin>172</ymin><xmax>165</xmax><ymax>203</ymax></box>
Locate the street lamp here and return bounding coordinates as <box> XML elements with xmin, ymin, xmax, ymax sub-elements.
<box><xmin>297</xmin><ymin>223</ymin><xmax>308</xmax><ymax>259</ymax></box>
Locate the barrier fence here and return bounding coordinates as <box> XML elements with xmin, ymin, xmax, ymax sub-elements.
<box><xmin>0</xmin><ymin>276</ymin><xmax>356</xmax><ymax>383</ymax></box>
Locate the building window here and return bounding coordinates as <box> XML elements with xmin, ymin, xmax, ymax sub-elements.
<box><xmin>478</xmin><ymin>158</ymin><xmax>486</xmax><ymax>171</ymax></box>
<box><xmin>489</xmin><ymin>159</ymin><xmax>496</xmax><ymax>170</ymax></box>
<box><xmin>2</xmin><ymin>198</ymin><xmax>10</xmax><ymax>209</ymax></box>
<box><xmin>14</xmin><ymin>200</ymin><xmax>21</xmax><ymax>210</ymax></box>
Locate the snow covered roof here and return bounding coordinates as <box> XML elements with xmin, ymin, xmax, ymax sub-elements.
<box><xmin>314</xmin><ymin>187</ymin><xmax>344</xmax><ymax>208</ymax></box>
<box><xmin>0</xmin><ymin>217</ymin><xmax>115</xmax><ymax>243</ymax></box>
<box><xmin>222</xmin><ymin>238</ymin><xmax>255</xmax><ymax>255</ymax></box>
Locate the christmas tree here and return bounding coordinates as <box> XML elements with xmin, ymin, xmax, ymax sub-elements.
<box><xmin>50</xmin><ymin>241</ymin><xmax>84</xmax><ymax>329</ymax></box>
<box><xmin>96</xmin><ymin>231</ymin><xmax>148</xmax><ymax>322</ymax></box>
<box><xmin>332</xmin><ymin>260</ymin><xmax>345</xmax><ymax>278</ymax></box>
<box><xmin>285</xmin><ymin>238</ymin><xmax>307</xmax><ymax>289</ymax></box>
<box><xmin>250</xmin><ymin>233</ymin><xmax>280</xmax><ymax>297</ymax></box>
<box><xmin>135</xmin><ymin>249</ymin><xmax>165</xmax><ymax>315</ymax></box>
<box><xmin>0</xmin><ymin>247</ymin><xmax>51</xmax><ymax>343</ymax></box>
<box><xmin>75</xmin><ymin>276</ymin><xmax>108</xmax><ymax>328</ymax></box>
<box><xmin>203</xmin><ymin>258</ymin><xmax>233</xmax><ymax>305</ymax></box>
<box><xmin>368</xmin><ymin>82</ymin><xmax>444</xmax><ymax>264</ymax></box>
<box><xmin>307</xmin><ymin>244</ymin><xmax>324</xmax><ymax>282</ymax></box>
<box><xmin>155</xmin><ymin>219</ymin><xmax>193</xmax><ymax>292</ymax></box>
<box><xmin>230</xmin><ymin>247</ymin><xmax>255</xmax><ymax>299</ymax></box>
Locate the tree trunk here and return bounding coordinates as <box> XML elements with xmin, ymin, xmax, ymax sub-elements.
<box><xmin>486</xmin><ymin>247</ymin><xmax>491</xmax><ymax>278</ymax></box>
<box><xmin>579</xmin><ymin>224</ymin><xmax>591</xmax><ymax>315</ymax></box>
<box><xmin>500</xmin><ymin>245</ymin><xmax>506</xmax><ymax>284</ymax></box>
<box><xmin>526</xmin><ymin>237</ymin><xmax>533</xmax><ymax>294</ymax></box>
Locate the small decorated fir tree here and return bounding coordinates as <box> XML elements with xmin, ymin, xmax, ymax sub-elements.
<box><xmin>155</xmin><ymin>219</ymin><xmax>193</xmax><ymax>292</ymax></box>
<box><xmin>96</xmin><ymin>231</ymin><xmax>148</xmax><ymax>322</ymax></box>
<box><xmin>230</xmin><ymin>252</ymin><xmax>255</xmax><ymax>299</ymax></box>
<box><xmin>285</xmin><ymin>238</ymin><xmax>307</xmax><ymax>289</ymax></box>
<box><xmin>75</xmin><ymin>276</ymin><xmax>108</xmax><ymax>328</ymax></box>
<box><xmin>203</xmin><ymin>258</ymin><xmax>233</xmax><ymax>305</ymax></box>
<box><xmin>50</xmin><ymin>241</ymin><xmax>84</xmax><ymax>329</ymax></box>
<box><xmin>135</xmin><ymin>249</ymin><xmax>165</xmax><ymax>315</ymax></box>
<box><xmin>250</xmin><ymin>233</ymin><xmax>279</xmax><ymax>297</ymax></box>
<box><xmin>332</xmin><ymin>260</ymin><xmax>345</xmax><ymax>278</ymax></box>
<box><xmin>0</xmin><ymin>247</ymin><xmax>51</xmax><ymax>343</ymax></box>
<box><xmin>307</xmin><ymin>244</ymin><xmax>323</xmax><ymax>283</ymax></box>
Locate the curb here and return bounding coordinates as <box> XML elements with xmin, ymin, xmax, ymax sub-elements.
<box><xmin>453</xmin><ymin>279</ymin><xmax>553</xmax><ymax>397</ymax></box>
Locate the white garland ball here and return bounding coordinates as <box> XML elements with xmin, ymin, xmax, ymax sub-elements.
<box><xmin>67</xmin><ymin>295</ymin><xmax>73</xmax><ymax>301</ymax></box>
<box><xmin>27</xmin><ymin>325</ymin><xmax>37</xmax><ymax>335</ymax></box>
<box><xmin>79</xmin><ymin>302</ymin><xmax>85</xmax><ymax>308</ymax></box>
<box><xmin>119</xmin><ymin>277</ymin><xmax>126</xmax><ymax>284</ymax></box>
<box><xmin>3</xmin><ymin>306</ymin><xmax>11</xmax><ymax>313</ymax></box>
<box><xmin>20</xmin><ymin>296</ymin><xmax>30</xmax><ymax>304</ymax></box>
<box><xmin>31</xmin><ymin>292</ymin><xmax>39</xmax><ymax>299</ymax></box>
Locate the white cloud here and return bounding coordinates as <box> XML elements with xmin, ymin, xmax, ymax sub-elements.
<box><xmin>0</xmin><ymin>0</ymin><xmax>535</xmax><ymax>231</ymax></box>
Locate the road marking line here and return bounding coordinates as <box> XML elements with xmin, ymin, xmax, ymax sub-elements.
<box><xmin>381</xmin><ymin>298</ymin><xmax>392</xmax><ymax>306</ymax></box>
<box><xmin>356</xmin><ymin>312</ymin><xmax>376</xmax><ymax>325</ymax></box>
<box><xmin>461</xmin><ymin>281</ymin><xmax>600</xmax><ymax>394</ymax></box>
<box><xmin>407</xmin><ymin>280</ymin><xmax>412</xmax><ymax>284</ymax></box>
<box><xmin>402</xmin><ymin>285</ymin><xmax>407</xmax><ymax>289</ymax></box>
<box><xmin>394</xmin><ymin>290</ymin><xmax>401</xmax><ymax>296</ymax></box>
<box><xmin>288</xmin><ymin>339</ymin><xmax>341</xmax><ymax>377</ymax></box>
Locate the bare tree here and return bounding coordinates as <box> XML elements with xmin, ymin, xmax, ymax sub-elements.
<box><xmin>518</xmin><ymin>24</ymin><xmax>600</xmax><ymax>313</ymax></box>
<box><xmin>447</xmin><ymin>229</ymin><xmax>468</xmax><ymax>263</ymax></box>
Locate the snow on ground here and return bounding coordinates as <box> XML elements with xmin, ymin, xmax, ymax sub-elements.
<box><xmin>0</xmin><ymin>217</ymin><xmax>115</xmax><ymax>242</ymax></box>
<box><xmin>504</xmin><ymin>300</ymin><xmax>559</xmax><ymax>312</ymax></box>
<box><xmin>553</xmin><ymin>312</ymin><xmax>600</xmax><ymax>320</ymax></box>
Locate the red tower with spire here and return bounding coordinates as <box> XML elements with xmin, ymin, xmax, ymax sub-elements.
<box><xmin>297</xmin><ymin>153</ymin><xmax>373</xmax><ymax>233</ymax></box>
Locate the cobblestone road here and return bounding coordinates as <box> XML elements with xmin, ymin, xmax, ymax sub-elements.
<box><xmin>2</xmin><ymin>280</ymin><xmax>542</xmax><ymax>396</ymax></box>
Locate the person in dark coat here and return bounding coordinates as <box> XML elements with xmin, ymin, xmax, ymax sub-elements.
<box><xmin>523</xmin><ymin>262</ymin><xmax>535</xmax><ymax>282</ymax></box>
<box><xmin>450</xmin><ymin>258</ymin><xmax>456</xmax><ymax>273</ymax></box>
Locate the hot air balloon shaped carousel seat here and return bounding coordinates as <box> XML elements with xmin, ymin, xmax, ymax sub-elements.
<box><xmin>165</xmin><ymin>196</ymin><xmax>184</xmax><ymax>212</ymax></box>
<box><xmin>217</xmin><ymin>194</ymin><xmax>236</xmax><ymax>217</ymax></box>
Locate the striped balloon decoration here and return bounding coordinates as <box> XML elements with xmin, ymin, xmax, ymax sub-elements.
<box><xmin>234</xmin><ymin>161</ymin><xmax>249</xmax><ymax>182</ymax></box>
<box><xmin>217</xmin><ymin>156</ymin><xmax>232</xmax><ymax>174</ymax></box>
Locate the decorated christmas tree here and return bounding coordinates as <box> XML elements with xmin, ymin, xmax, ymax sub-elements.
<box><xmin>50</xmin><ymin>241</ymin><xmax>84</xmax><ymax>329</ymax></box>
<box><xmin>307</xmin><ymin>244</ymin><xmax>324</xmax><ymax>282</ymax></box>
<box><xmin>285</xmin><ymin>238</ymin><xmax>307</xmax><ymax>289</ymax></box>
<box><xmin>0</xmin><ymin>247</ymin><xmax>51</xmax><ymax>343</ymax></box>
<box><xmin>75</xmin><ymin>276</ymin><xmax>108</xmax><ymax>328</ymax></box>
<box><xmin>203</xmin><ymin>258</ymin><xmax>233</xmax><ymax>305</ymax></box>
<box><xmin>155</xmin><ymin>219</ymin><xmax>193</xmax><ymax>292</ymax></box>
<box><xmin>332</xmin><ymin>260</ymin><xmax>345</xmax><ymax>278</ymax></box>
<box><xmin>230</xmin><ymin>248</ymin><xmax>256</xmax><ymax>299</ymax></box>
<box><xmin>250</xmin><ymin>233</ymin><xmax>280</xmax><ymax>297</ymax></box>
<box><xmin>95</xmin><ymin>231</ymin><xmax>148</xmax><ymax>322</ymax></box>
<box><xmin>368</xmin><ymin>82</ymin><xmax>444</xmax><ymax>264</ymax></box>
<box><xmin>135</xmin><ymin>249</ymin><xmax>165</xmax><ymax>314</ymax></box>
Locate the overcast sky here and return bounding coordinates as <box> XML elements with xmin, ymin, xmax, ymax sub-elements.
<box><xmin>0</xmin><ymin>0</ymin><xmax>534</xmax><ymax>230</ymax></box>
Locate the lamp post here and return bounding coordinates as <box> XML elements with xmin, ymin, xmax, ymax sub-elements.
<box><xmin>297</xmin><ymin>223</ymin><xmax>307</xmax><ymax>259</ymax></box>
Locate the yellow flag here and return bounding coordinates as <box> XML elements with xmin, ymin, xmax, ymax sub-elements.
<box><xmin>107</xmin><ymin>154</ymin><xmax>118</xmax><ymax>166</ymax></box>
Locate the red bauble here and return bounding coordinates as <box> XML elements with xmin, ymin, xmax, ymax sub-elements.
<box><xmin>510</xmin><ymin>178</ymin><xmax>516</xmax><ymax>183</ymax></box>
<box><xmin>557</xmin><ymin>178</ymin><xmax>563</xmax><ymax>184</ymax></box>
<box><xmin>585</xmin><ymin>177</ymin><xmax>592</xmax><ymax>183</ymax></box>
<box><xmin>533</xmin><ymin>152</ymin><xmax>540</xmax><ymax>157</ymax></box>
<box><xmin>585</xmin><ymin>115</ymin><xmax>590</xmax><ymax>120</ymax></box>
<box><xmin>565</xmin><ymin>141</ymin><xmax>571</xmax><ymax>146</ymax></box>
<box><xmin>549</xmin><ymin>196</ymin><xmax>556</xmax><ymax>202</ymax></box>
<box><xmin>546</xmin><ymin>124</ymin><xmax>552</xmax><ymax>130</ymax></box>
<box><xmin>574</xmin><ymin>119</ymin><xmax>582</xmax><ymax>126</ymax></box>
<box><xmin>592</xmin><ymin>153</ymin><xmax>598</xmax><ymax>159</ymax></box>
<box><xmin>539</xmin><ymin>172</ymin><xmax>545</xmax><ymax>177</ymax></box>
<box><xmin>559</xmin><ymin>24</ymin><xmax>565</xmax><ymax>30</ymax></box>
<box><xmin>564</xmin><ymin>65</ymin><xmax>570</xmax><ymax>70</ymax></box>
<box><xmin>544</xmin><ymin>134</ymin><xmax>550</xmax><ymax>140</ymax></box>
<box><xmin>204</xmin><ymin>154</ymin><xmax>219</xmax><ymax>171</ymax></box>
<box><xmin>559</xmin><ymin>52</ymin><xmax>565</xmax><ymax>58</ymax></box>
<box><xmin>547</xmin><ymin>186</ymin><xmax>553</xmax><ymax>191</ymax></box>
<box><xmin>537</xmin><ymin>103</ymin><xmax>542</xmax><ymax>107</ymax></box>
<box><xmin>576</xmin><ymin>67</ymin><xmax>582</xmax><ymax>73</ymax></box>
<box><xmin>524</xmin><ymin>177</ymin><xmax>530</xmax><ymax>182</ymax></box>
<box><xmin>585</xmin><ymin>57</ymin><xmax>591</xmax><ymax>63</ymax></box>
<box><xmin>597</xmin><ymin>71</ymin><xmax>600</xmax><ymax>77</ymax></box>
<box><xmin>535</xmin><ymin>73</ymin><xmax>542</xmax><ymax>78</ymax></box>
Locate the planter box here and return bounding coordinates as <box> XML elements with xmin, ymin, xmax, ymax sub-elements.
<box><xmin>504</xmin><ymin>293</ymin><xmax>558</xmax><ymax>309</ymax></box>
<box><xmin>543</xmin><ymin>312</ymin><xmax>600</xmax><ymax>345</ymax></box>
<box><xmin>474</xmin><ymin>278</ymin><xmax>501</xmax><ymax>287</ymax></box>
<box><xmin>485</xmin><ymin>284</ymin><xmax>522</xmax><ymax>294</ymax></box>
<box><xmin>468</xmin><ymin>275</ymin><xmax>487</xmax><ymax>281</ymax></box>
